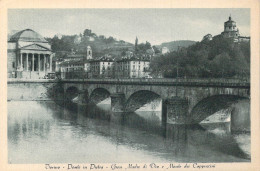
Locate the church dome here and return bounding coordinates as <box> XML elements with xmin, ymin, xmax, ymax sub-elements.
<box><xmin>9</xmin><ymin>29</ymin><xmax>48</xmax><ymax>43</ymax></box>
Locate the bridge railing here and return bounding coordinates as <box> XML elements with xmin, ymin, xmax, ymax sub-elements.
<box><xmin>62</xmin><ymin>77</ymin><xmax>250</xmax><ymax>85</ymax></box>
<box><xmin>58</xmin><ymin>71</ymin><xmax>249</xmax><ymax>84</ymax></box>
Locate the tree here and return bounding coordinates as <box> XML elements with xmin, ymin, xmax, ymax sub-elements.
<box><xmin>152</xmin><ymin>46</ymin><xmax>160</xmax><ymax>54</ymax></box>
<box><xmin>149</xmin><ymin>36</ymin><xmax>250</xmax><ymax>79</ymax></box>
<box><xmin>83</xmin><ymin>29</ymin><xmax>92</xmax><ymax>37</ymax></box>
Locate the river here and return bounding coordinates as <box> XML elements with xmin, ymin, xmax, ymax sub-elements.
<box><xmin>8</xmin><ymin>100</ymin><xmax>250</xmax><ymax>164</ymax></box>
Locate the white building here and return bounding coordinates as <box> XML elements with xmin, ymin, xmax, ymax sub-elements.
<box><xmin>115</xmin><ymin>57</ymin><xmax>151</xmax><ymax>78</ymax></box>
<box><xmin>89</xmin><ymin>56</ymin><xmax>114</xmax><ymax>78</ymax></box>
<box><xmin>162</xmin><ymin>47</ymin><xmax>170</xmax><ymax>54</ymax></box>
<box><xmin>8</xmin><ymin>29</ymin><xmax>54</xmax><ymax>79</ymax></box>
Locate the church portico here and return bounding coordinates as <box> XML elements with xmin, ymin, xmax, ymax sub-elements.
<box><xmin>16</xmin><ymin>51</ymin><xmax>53</xmax><ymax>79</ymax></box>
<box><xmin>19</xmin><ymin>51</ymin><xmax>52</xmax><ymax>71</ymax></box>
<box><xmin>8</xmin><ymin>29</ymin><xmax>54</xmax><ymax>79</ymax></box>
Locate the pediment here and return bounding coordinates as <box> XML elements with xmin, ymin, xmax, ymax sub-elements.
<box><xmin>20</xmin><ymin>43</ymin><xmax>51</xmax><ymax>51</ymax></box>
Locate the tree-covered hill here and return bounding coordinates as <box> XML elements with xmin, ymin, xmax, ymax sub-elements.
<box><xmin>45</xmin><ymin>29</ymin><xmax>134</xmax><ymax>59</ymax></box>
<box><xmin>150</xmin><ymin>36</ymin><xmax>250</xmax><ymax>79</ymax></box>
<box><xmin>156</xmin><ymin>40</ymin><xmax>197</xmax><ymax>52</ymax></box>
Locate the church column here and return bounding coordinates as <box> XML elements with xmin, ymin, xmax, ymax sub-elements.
<box><xmin>32</xmin><ymin>54</ymin><xmax>35</xmax><ymax>71</ymax></box>
<box><xmin>26</xmin><ymin>53</ymin><xmax>29</xmax><ymax>71</ymax></box>
<box><xmin>20</xmin><ymin>53</ymin><xmax>23</xmax><ymax>70</ymax></box>
<box><xmin>50</xmin><ymin>54</ymin><xmax>53</xmax><ymax>72</ymax></box>
<box><xmin>38</xmin><ymin>54</ymin><xmax>40</xmax><ymax>71</ymax></box>
<box><xmin>44</xmin><ymin>54</ymin><xmax>46</xmax><ymax>72</ymax></box>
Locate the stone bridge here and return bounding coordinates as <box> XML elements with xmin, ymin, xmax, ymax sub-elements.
<box><xmin>7</xmin><ymin>78</ymin><xmax>250</xmax><ymax>132</ymax></box>
<box><xmin>62</xmin><ymin>78</ymin><xmax>250</xmax><ymax>131</ymax></box>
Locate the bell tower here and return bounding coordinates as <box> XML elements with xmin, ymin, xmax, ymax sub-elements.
<box><xmin>86</xmin><ymin>46</ymin><xmax>92</xmax><ymax>60</ymax></box>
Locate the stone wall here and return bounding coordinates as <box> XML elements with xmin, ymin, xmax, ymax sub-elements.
<box><xmin>8</xmin><ymin>83</ymin><xmax>58</xmax><ymax>101</ymax></box>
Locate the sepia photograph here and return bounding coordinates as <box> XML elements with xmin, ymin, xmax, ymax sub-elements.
<box><xmin>1</xmin><ymin>1</ymin><xmax>259</xmax><ymax>170</ymax></box>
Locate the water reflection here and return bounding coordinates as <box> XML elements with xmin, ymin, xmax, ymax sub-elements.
<box><xmin>8</xmin><ymin>101</ymin><xmax>250</xmax><ymax>163</ymax></box>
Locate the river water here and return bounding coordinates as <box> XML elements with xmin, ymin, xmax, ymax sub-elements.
<box><xmin>8</xmin><ymin>100</ymin><xmax>250</xmax><ymax>164</ymax></box>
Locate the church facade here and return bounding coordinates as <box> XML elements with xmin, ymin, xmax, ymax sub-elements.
<box><xmin>8</xmin><ymin>29</ymin><xmax>54</xmax><ymax>79</ymax></box>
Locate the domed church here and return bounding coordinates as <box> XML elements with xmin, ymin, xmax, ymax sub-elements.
<box><xmin>221</xmin><ymin>15</ymin><xmax>250</xmax><ymax>42</ymax></box>
<box><xmin>8</xmin><ymin>29</ymin><xmax>54</xmax><ymax>79</ymax></box>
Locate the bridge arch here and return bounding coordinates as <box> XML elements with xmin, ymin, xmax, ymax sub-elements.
<box><xmin>65</xmin><ymin>86</ymin><xmax>79</xmax><ymax>101</ymax></box>
<box><xmin>125</xmin><ymin>90</ymin><xmax>162</xmax><ymax>112</ymax></box>
<box><xmin>190</xmin><ymin>95</ymin><xmax>249</xmax><ymax>126</ymax></box>
<box><xmin>89</xmin><ymin>88</ymin><xmax>111</xmax><ymax>104</ymax></box>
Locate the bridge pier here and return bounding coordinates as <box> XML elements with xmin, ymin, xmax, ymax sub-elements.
<box><xmin>78</xmin><ymin>90</ymin><xmax>87</xmax><ymax>104</ymax></box>
<box><xmin>163</xmin><ymin>97</ymin><xmax>188</xmax><ymax>124</ymax></box>
<box><xmin>111</xmin><ymin>93</ymin><xmax>125</xmax><ymax>112</ymax></box>
<box><xmin>231</xmin><ymin>100</ymin><xmax>250</xmax><ymax>133</ymax></box>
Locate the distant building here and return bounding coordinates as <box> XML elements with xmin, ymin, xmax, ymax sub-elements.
<box><xmin>221</xmin><ymin>15</ymin><xmax>250</xmax><ymax>42</ymax></box>
<box><xmin>7</xmin><ymin>29</ymin><xmax>54</xmax><ymax>79</ymax></box>
<box><xmin>162</xmin><ymin>47</ymin><xmax>170</xmax><ymax>54</ymax></box>
<box><xmin>74</xmin><ymin>35</ymin><xmax>82</xmax><ymax>44</ymax></box>
<box><xmin>125</xmin><ymin>51</ymin><xmax>134</xmax><ymax>58</ymax></box>
<box><xmin>114</xmin><ymin>57</ymin><xmax>150</xmax><ymax>78</ymax></box>
<box><xmin>202</xmin><ymin>34</ymin><xmax>213</xmax><ymax>41</ymax></box>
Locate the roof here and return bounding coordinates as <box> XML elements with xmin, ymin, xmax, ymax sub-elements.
<box><xmin>116</xmin><ymin>56</ymin><xmax>150</xmax><ymax>62</ymax></box>
<box><xmin>89</xmin><ymin>56</ymin><xmax>115</xmax><ymax>62</ymax></box>
<box><xmin>9</xmin><ymin>29</ymin><xmax>48</xmax><ymax>43</ymax></box>
<box><xmin>60</xmin><ymin>59</ymin><xmax>86</xmax><ymax>66</ymax></box>
<box><xmin>65</xmin><ymin>54</ymin><xmax>85</xmax><ymax>58</ymax></box>
<box><xmin>224</xmin><ymin>16</ymin><xmax>235</xmax><ymax>24</ymax></box>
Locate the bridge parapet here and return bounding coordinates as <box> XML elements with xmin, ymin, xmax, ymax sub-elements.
<box><xmin>61</xmin><ymin>78</ymin><xmax>250</xmax><ymax>88</ymax></box>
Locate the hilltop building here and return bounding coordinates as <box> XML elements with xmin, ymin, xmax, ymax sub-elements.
<box><xmin>202</xmin><ymin>16</ymin><xmax>250</xmax><ymax>43</ymax></box>
<box><xmin>221</xmin><ymin>15</ymin><xmax>250</xmax><ymax>42</ymax></box>
<box><xmin>8</xmin><ymin>29</ymin><xmax>54</xmax><ymax>79</ymax></box>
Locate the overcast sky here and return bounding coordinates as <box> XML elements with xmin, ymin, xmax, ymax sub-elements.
<box><xmin>8</xmin><ymin>9</ymin><xmax>250</xmax><ymax>45</ymax></box>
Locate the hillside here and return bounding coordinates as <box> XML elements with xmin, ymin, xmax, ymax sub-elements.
<box><xmin>156</xmin><ymin>40</ymin><xmax>197</xmax><ymax>52</ymax></box>
<box><xmin>150</xmin><ymin>36</ymin><xmax>250</xmax><ymax>79</ymax></box>
<box><xmin>45</xmin><ymin>29</ymin><xmax>134</xmax><ymax>59</ymax></box>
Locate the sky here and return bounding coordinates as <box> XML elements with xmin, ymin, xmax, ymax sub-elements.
<box><xmin>8</xmin><ymin>9</ymin><xmax>250</xmax><ymax>45</ymax></box>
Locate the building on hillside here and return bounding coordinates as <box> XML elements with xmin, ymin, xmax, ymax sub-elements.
<box><xmin>89</xmin><ymin>56</ymin><xmax>114</xmax><ymax>78</ymax></box>
<box><xmin>202</xmin><ymin>34</ymin><xmax>213</xmax><ymax>41</ymax></box>
<box><xmin>162</xmin><ymin>47</ymin><xmax>170</xmax><ymax>54</ymax></box>
<box><xmin>114</xmin><ymin>57</ymin><xmax>151</xmax><ymax>78</ymax></box>
<box><xmin>221</xmin><ymin>15</ymin><xmax>250</xmax><ymax>42</ymax></box>
<box><xmin>74</xmin><ymin>35</ymin><xmax>82</xmax><ymax>44</ymax></box>
<box><xmin>8</xmin><ymin>29</ymin><xmax>54</xmax><ymax>79</ymax></box>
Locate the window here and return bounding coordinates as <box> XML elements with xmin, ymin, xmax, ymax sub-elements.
<box><xmin>12</xmin><ymin>62</ymin><xmax>15</xmax><ymax>68</ymax></box>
